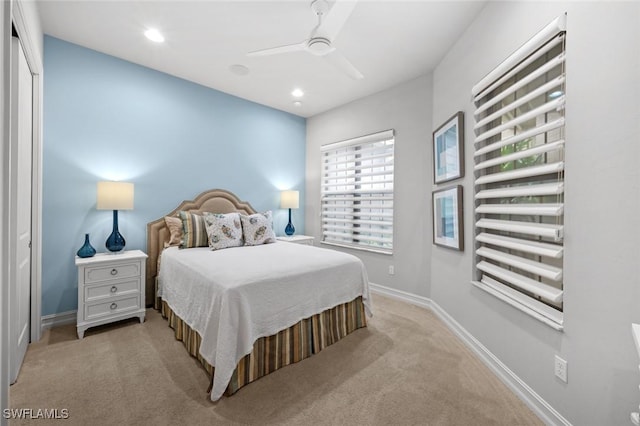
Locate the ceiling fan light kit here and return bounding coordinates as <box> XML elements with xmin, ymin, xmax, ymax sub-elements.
<box><xmin>247</xmin><ymin>0</ymin><xmax>363</xmax><ymax>80</ymax></box>
<box><xmin>307</xmin><ymin>38</ymin><xmax>334</xmax><ymax>56</ymax></box>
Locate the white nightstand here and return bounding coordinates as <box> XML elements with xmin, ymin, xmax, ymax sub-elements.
<box><xmin>75</xmin><ymin>250</ymin><xmax>147</xmax><ymax>339</ymax></box>
<box><xmin>276</xmin><ymin>235</ymin><xmax>315</xmax><ymax>246</ymax></box>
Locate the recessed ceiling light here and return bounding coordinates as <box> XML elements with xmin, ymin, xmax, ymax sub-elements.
<box><xmin>229</xmin><ymin>64</ymin><xmax>250</xmax><ymax>76</ymax></box>
<box><xmin>291</xmin><ymin>88</ymin><xmax>304</xmax><ymax>98</ymax></box>
<box><xmin>144</xmin><ymin>29</ymin><xmax>165</xmax><ymax>43</ymax></box>
<box><xmin>293</xmin><ymin>101</ymin><xmax>302</xmax><ymax>107</ymax></box>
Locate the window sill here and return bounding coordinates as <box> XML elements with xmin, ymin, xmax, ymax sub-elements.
<box><xmin>471</xmin><ymin>280</ymin><xmax>563</xmax><ymax>331</ymax></box>
<box><xmin>321</xmin><ymin>241</ymin><xmax>392</xmax><ymax>256</ymax></box>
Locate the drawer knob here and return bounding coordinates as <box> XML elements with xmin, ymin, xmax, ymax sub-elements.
<box><xmin>110</xmin><ymin>268</ymin><xmax>118</xmax><ymax>276</ymax></box>
<box><xmin>110</xmin><ymin>286</ymin><xmax>117</xmax><ymax>293</ymax></box>
<box><xmin>110</xmin><ymin>302</ymin><xmax>117</xmax><ymax>310</ymax></box>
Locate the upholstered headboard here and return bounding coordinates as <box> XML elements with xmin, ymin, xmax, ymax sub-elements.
<box><xmin>145</xmin><ymin>189</ymin><xmax>257</xmax><ymax>306</ymax></box>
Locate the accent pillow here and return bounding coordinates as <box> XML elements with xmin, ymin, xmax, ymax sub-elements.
<box><xmin>164</xmin><ymin>216</ymin><xmax>183</xmax><ymax>248</ymax></box>
<box><xmin>240</xmin><ymin>211</ymin><xmax>276</xmax><ymax>246</ymax></box>
<box><xmin>203</xmin><ymin>212</ymin><xmax>243</xmax><ymax>250</ymax></box>
<box><xmin>178</xmin><ymin>211</ymin><xmax>209</xmax><ymax>248</ymax></box>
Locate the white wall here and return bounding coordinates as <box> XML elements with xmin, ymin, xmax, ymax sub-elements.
<box><xmin>431</xmin><ymin>2</ymin><xmax>640</xmax><ymax>425</ymax></box>
<box><xmin>307</xmin><ymin>2</ymin><xmax>640</xmax><ymax>424</ymax></box>
<box><xmin>306</xmin><ymin>74</ymin><xmax>433</xmax><ymax>298</ymax></box>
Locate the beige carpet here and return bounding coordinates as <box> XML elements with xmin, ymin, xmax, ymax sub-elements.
<box><xmin>9</xmin><ymin>294</ymin><xmax>541</xmax><ymax>425</ymax></box>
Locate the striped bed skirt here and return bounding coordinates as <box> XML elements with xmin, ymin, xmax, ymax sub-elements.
<box><xmin>158</xmin><ymin>296</ymin><xmax>367</xmax><ymax>396</ymax></box>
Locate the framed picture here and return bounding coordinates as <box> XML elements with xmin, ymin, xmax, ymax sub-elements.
<box><xmin>432</xmin><ymin>185</ymin><xmax>463</xmax><ymax>251</ymax></box>
<box><xmin>433</xmin><ymin>111</ymin><xmax>464</xmax><ymax>184</ymax></box>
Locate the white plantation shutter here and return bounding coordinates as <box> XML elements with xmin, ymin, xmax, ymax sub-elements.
<box><xmin>321</xmin><ymin>130</ymin><xmax>394</xmax><ymax>254</ymax></box>
<box><xmin>472</xmin><ymin>15</ymin><xmax>566</xmax><ymax>329</ymax></box>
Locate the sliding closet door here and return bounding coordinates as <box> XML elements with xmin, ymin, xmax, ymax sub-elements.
<box><xmin>9</xmin><ymin>36</ymin><xmax>33</xmax><ymax>384</ymax></box>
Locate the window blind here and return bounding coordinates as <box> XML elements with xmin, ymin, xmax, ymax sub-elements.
<box><xmin>321</xmin><ymin>129</ymin><xmax>394</xmax><ymax>254</ymax></box>
<box><xmin>472</xmin><ymin>15</ymin><xmax>566</xmax><ymax>328</ymax></box>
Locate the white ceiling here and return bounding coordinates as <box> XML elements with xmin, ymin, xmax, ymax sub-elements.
<box><xmin>36</xmin><ymin>0</ymin><xmax>486</xmax><ymax>118</ymax></box>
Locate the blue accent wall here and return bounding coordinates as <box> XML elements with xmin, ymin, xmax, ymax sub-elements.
<box><xmin>43</xmin><ymin>36</ymin><xmax>306</xmax><ymax>316</ymax></box>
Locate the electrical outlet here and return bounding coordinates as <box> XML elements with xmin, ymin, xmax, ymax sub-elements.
<box><xmin>554</xmin><ymin>355</ymin><xmax>568</xmax><ymax>383</ymax></box>
<box><xmin>388</xmin><ymin>265</ymin><xmax>395</xmax><ymax>275</ymax></box>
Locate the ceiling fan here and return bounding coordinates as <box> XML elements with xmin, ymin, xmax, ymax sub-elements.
<box><xmin>247</xmin><ymin>0</ymin><xmax>363</xmax><ymax>80</ymax></box>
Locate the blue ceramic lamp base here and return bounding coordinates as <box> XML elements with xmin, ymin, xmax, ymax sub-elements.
<box><xmin>106</xmin><ymin>210</ymin><xmax>126</xmax><ymax>252</ymax></box>
<box><xmin>285</xmin><ymin>208</ymin><xmax>295</xmax><ymax>236</ymax></box>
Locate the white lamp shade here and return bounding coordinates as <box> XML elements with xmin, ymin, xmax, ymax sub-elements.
<box><xmin>280</xmin><ymin>190</ymin><xmax>299</xmax><ymax>209</ymax></box>
<box><xmin>97</xmin><ymin>181</ymin><xmax>134</xmax><ymax>210</ymax></box>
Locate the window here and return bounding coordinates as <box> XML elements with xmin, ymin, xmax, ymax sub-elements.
<box><xmin>321</xmin><ymin>130</ymin><xmax>395</xmax><ymax>254</ymax></box>
<box><xmin>471</xmin><ymin>15</ymin><xmax>566</xmax><ymax>329</ymax></box>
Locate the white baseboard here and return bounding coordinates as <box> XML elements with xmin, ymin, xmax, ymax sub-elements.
<box><xmin>369</xmin><ymin>282</ymin><xmax>571</xmax><ymax>426</ymax></box>
<box><xmin>41</xmin><ymin>310</ymin><xmax>76</xmax><ymax>330</ymax></box>
<box><xmin>369</xmin><ymin>282</ymin><xmax>432</xmax><ymax>310</ymax></box>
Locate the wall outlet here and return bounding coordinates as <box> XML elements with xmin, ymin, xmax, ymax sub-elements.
<box><xmin>554</xmin><ymin>355</ymin><xmax>568</xmax><ymax>383</ymax></box>
<box><xmin>388</xmin><ymin>265</ymin><xmax>395</xmax><ymax>275</ymax></box>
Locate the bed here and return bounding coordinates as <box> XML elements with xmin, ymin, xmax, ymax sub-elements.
<box><xmin>146</xmin><ymin>189</ymin><xmax>371</xmax><ymax>401</ymax></box>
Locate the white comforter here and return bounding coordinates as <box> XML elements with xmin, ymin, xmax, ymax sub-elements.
<box><xmin>157</xmin><ymin>241</ymin><xmax>371</xmax><ymax>401</ymax></box>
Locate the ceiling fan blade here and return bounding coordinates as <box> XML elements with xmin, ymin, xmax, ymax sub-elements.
<box><xmin>318</xmin><ymin>0</ymin><xmax>357</xmax><ymax>42</ymax></box>
<box><xmin>247</xmin><ymin>41</ymin><xmax>307</xmax><ymax>57</ymax></box>
<box><xmin>325</xmin><ymin>50</ymin><xmax>363</xmax><ymax>80</ymax></box>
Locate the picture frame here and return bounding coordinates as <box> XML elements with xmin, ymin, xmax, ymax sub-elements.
<box><xmin>433</xmin><ymin>111</ymin><xmax>464</xmax><ymax>184</ymax></box>
<box><xmin>432</xmin><ymin>185</ymin><xmax>463</xmax><ymax>251</ymax></box>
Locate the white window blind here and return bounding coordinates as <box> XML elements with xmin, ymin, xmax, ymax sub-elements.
<box><xmin>321</xmin><ymin>129</ymin><xmax>394</xmax><ymax>254</ymax></box>
<box><xmin>472</xmin><ymin>15</ymin><xmax>566</xmax><ymax>329</ymax></box>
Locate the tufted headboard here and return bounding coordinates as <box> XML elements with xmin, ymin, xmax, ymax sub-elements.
<box><xmin>145</xmin><ymin>189</ymin><xmax>257</xmax><ymax>306</ymax></box>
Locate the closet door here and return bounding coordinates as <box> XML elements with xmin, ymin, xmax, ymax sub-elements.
<box><xmin>9</xmin><ymin>36</ymin><xmax>33</xmax><ymax>384</ymax></box>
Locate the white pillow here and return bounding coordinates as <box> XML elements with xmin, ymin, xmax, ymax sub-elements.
<box><xmin>240</xmin><ymin>211</ymin><xmax>276</xmax><ymax>246</ymax></box>
<box><xmin>203</xmin><ymin>212</ymin><xmax>244</xmax><ymax>250</ymax></box>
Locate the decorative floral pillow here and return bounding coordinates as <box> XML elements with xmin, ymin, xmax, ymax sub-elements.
<box><xmin>178</xmin><ymin>211</ymin><xmax>209</xmax><ymax>248</ymax></box>
<box><xmin>203</xmin><ymin>212</ymin><xmax>243</xmax><ymax>250</ymax></box>
<box><xmin>240</xmin><ymin>211</ymin><xmax>276</xmax><ymax>246</ymax></box>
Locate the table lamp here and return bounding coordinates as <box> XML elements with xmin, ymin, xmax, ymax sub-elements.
<box><xmin>97</xmin><ymin>181</ymin><xmax>134</xmax><ymax>252</ymax></box>
<box><xmin>280</xmin><ymin>190</ymin><xmax>299</xmax><ymax>236</ymax></box>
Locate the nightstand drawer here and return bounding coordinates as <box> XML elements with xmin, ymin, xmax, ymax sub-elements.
<box><xmin>85</xmin><ymin>295</ymin><xmax>140</xmax><ymax>320</ymax></box>
<box><xmin>85</xmin><ymin>279</ymin><xmax>140</xmax><ymax>302</ymax></box>
<box><xmin>85</xmin><ymin>261</ymin><xmax>141</xmax><ymax>284</ymax></box>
